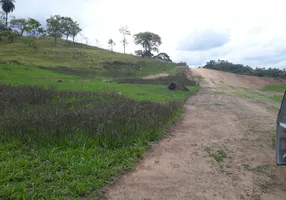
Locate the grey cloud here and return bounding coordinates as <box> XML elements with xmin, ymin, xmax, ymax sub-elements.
<box><xmin>243</xmin><ymin>38</ymin><xmax>286</xmax><ymax>67</ymax></box>
<box><xmin>176</xmin><ymin>34</ymin><xmax>286</xmax><ymax>69</ymax></box>
<box><xmin>176</xmin><ymin>49</ymin><xmax>225</xmax><ymax>67</ymax></box>
<box><xmin>179</xmin><ymin>28</ymin><xmax>230</xmax><ymax>51</ymax></box>
<box><xmin>244</xmin><ymin>52</ymin><xmax>286</xmax><ymax>68</ymax></box>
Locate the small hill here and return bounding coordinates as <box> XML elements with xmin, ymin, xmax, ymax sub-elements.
<box><xmin>202</xmin><ymin>59</ymin><xmax>286</xmax><ymax>79</ymax></box>
<box><xmin>0</xmin><ymin>36</ymin><xmax>177</xmax><ymax>78</ymax></box>
<box><xmin>190</xmin><ymin>68</ymin><xmax>286</xmax><ymax>89</ymax></box>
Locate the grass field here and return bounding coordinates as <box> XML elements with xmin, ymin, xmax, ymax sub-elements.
<box><xmin>0</xmin><ymin>37</ymin><xmax>198</xmax><ymax>199</ymax></box>
<box><xmin>262</xmin><ymin>84</ymin><xmax>286</xmax><ymax>92</ymax></box>
<box><xmin>1</xmin><ymin>85</ymin><xmax>192</xmax><ymax>199</ymax></box>
<box><xmin>0</xmin><ymin>36</ymin><xmax>179</xmax><ymax>78</ymax></box>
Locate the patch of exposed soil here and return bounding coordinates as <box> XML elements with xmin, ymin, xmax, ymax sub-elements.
<box><xmin>142</xmin><ymin>73</ymin><xmax>169</xmax><ymax>80</ymax></box>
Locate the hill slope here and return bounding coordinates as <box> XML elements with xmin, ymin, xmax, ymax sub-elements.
<box><xmin>0</xmin><ymin>36</ymin><xmax>177</xmax><ymax>78</ymax></box>
<box><xmin>190</xmin><ymin>68</ymin><xmax>286</xmax><ymax>89</ymax></box>
<box><xmin>0</xmin><ymin>36</ymin><xmax>199</xmax><ymax>199</ymax></box>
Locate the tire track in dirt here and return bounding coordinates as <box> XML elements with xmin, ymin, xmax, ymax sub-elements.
<box><xmin>104</xmin><ymin>68</ymin><xmax>286</xmax><ymax>200</ymax></box>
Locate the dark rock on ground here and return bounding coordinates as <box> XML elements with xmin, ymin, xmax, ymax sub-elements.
<box><xmin>168</xmin><ymin>82</ymin><xmax>189</xmax><ymax>91</ymax></box>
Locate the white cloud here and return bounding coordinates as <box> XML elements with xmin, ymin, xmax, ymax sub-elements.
<box><xmin>10</xmin><ymin>0</ymin><xmax>286</xmax><ymax>69</ymax></box>
<box><xmin>179</xmin><ymin>28</ymin><xmax>230</xmax><ymax>51</ymax></box>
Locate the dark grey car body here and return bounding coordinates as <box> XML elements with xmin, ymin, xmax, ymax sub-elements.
<box><xmin>276</xmin><ymin>90</ymin><xmax>286</xmax><ymax>165</ymax></box>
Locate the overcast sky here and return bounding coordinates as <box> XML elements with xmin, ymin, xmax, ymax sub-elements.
<box><xmin>12</xmin><ymin>0</ymin><xmax>286</xmax><ymax>69</ymax></box>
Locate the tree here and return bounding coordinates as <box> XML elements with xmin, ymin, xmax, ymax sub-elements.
<box><xmin>59</xmin><ymin>16</ymin><xmax>73</xmax><ymax>41</ymax></box>
<box><xmin>107</xmin><ymin>39</ymin><xmax>115</xmax><ymax>51</ymax></box>
<box><xmin>80</xmin><ymin>33</ymin><xmax>88</xmax><ymax>45</ymax></box>
<box><xmin>134</xmin><ymin>32</ymin><xmax>162</xmax><ymax>57</ymax></box>
<box><xmin>95</xmin><ymin>38</ymin><xmax>99</xmax><ymax>47</ymax></box>
<box><xmin>9</xmin><ymin>18</ymin><xmax>27</xmax><ymax>35</ymax></box>
<box><xmin>0</xmin><ymin>29</ymin><xmax>18</xmax><ymax>42</ymax></box>
<box><xmin>135</xmin><ymin>50</ymin><xmax>143</xmax><ymax>56</ymax></box>
<box><xmin>119</xmin><ymin>25</ymin><xmax>130</xmax><ymax>54</ymax></box>
<box><xmin>46</xmin><ymin>15</ymin><xmax>62</xmax><ymax>44</ymax></box>
<box><xmin>0</xmin><ymin>11</ymin><xmax>5</xmax><ymax>31</ymax></box>
<box><xmin>70</xmin><ymin>20</ymin><xmax>81</xmax><ymax>42</ymax></box>
<box><xmin>153</xmin><ymin>53</ymin><xmax>172</xmax><ymax>62</ymax></box>
<box><xmin>24</xmin><ymin>18</ymin><xmax>45</xmax><ymax>37</ymax></box>
<box><xmin>0</xmin><ymin>0</ymin><xmax>15</xmax><ymax>28</ymax></box>
<box><xmin>202</xmin><ymin>59</ymin><xmax>286</xmax><ymax>79</ymax></box>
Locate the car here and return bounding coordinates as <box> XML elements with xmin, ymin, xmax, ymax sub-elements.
<box><xmin>276</xmin><ymin>90</ymin><xmax>286</xmax><ymax>165</ymax></box>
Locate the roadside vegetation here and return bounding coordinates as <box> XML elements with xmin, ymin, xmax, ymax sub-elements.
<box><xmin>202</xmin><ymin>59</ymin><xmax>286</xmax><ymax>79</ymax></box>
<box><xmin>0</xmin><ymin>65</ymin><xmax>197</xmax><ymax>198</ymax></box>
<box><xmin>262</xmin><ymin>84</ymin><xmax>286</xmax><ymax>92</ymax></box>
<box><xmin>0</xmin><ymin>84</ymin><xmax>196</xmax><ymax>199</ymax></box>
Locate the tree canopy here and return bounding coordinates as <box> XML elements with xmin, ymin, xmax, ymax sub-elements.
<box><xmin>46</xmin><ymin>15</ymin><xmax>62</xmax><ymax>44</ymax></box>
<box><xmin>134</xmin><ymin>32</ymin><xmax>162</xmax><ymax>57</ymax></box>
<box><xmin>9</xmin><ymin>17</ymin><xmax>26</xmax><ymax>35</ymax></box>
<box><xmin>69</xmin><ymin>20</ymin><xmax>81</xmax><ymax>42</ymax></box>
<box><xmin>203</xmin><ymin>59</ymin><xmax>286</xmax><ymax>79</ymax></box>
<box><xmin>59</xmin><ymin>16</ymin><xmax>75</xmax><ymax>40</ymax></box>
<box><xmin>0</xmin><ymin>11</ymin><xmax>5</xmax><ymax>31</ymax></box>
<box><xmin>0</xmin><ymin>0</ymin><xmax>15</xmax><ymax>28</ymax></box>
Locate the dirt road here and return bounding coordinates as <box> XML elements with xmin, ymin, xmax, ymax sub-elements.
<box><xmin>105</xmin><ymin>68</ymin><xmax>286</xmax><ymax>200</ymax></box>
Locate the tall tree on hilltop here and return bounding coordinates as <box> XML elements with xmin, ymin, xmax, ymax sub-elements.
<box><xmin>134</xmin><ymin>32</ymin><xmax>162</xmax><ymax>57</ymax></box>
<box><xmin>59</xmin><ymin>16</ymin><xmax>74</xmax><ymax>41</ymax></box>
<box><xmin>0</xmin><ymin>0</ymin><xmax>15</xmax><ymax>28</ymax></box>
<box><xmin>10</xmin><ymin>17</ymin><xmax>45</xmax><ymax>37</ymax></box>
<box><xmin>0</xmin><ymin>11</ymin><xmax>5</xmax><ymax>30</ymax></box>
<box><xmin>10</xmin><ymin>18</ymin><xmax>27</xmax><ymax>35</ymax></box>
<box><xmin>70</xmin><ymin>20</ymin><xmax>81</xmax><ymax>42</ymax></box>
<box><xmin>119</xmin><ymin>25</ymin><xmax>130</xmax><ymax>54</ymax></box>
<box><xmin>24</xmin><ymin>18</ymin><xmax>45</xmax><ymax>37</ymax></box>
<box><xmin>46</xmin><ymin>15</ymin><xmax>62</xmax><ymax>45</ymax></box>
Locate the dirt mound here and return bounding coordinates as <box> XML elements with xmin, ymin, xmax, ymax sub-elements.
<box><xmin>189</xmin><ymin>68</ymin><xmax>286</xmax><ymax>88</ymax></box>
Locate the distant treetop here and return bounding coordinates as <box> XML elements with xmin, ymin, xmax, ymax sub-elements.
<box><xmin>203</xmin><ymin>59</ymin><xmax>286</xmax><ymax>79</ymax></box>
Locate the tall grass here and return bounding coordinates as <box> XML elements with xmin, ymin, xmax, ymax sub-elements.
<box><xmin>0</xmin><ymin>85</ymin><xmax>185</xmax><ymax>199</ymax></box>
<box><xmin>0</xmin><ymin>85</ymin><xmax>180</xmax><ymax>147</ymax></box>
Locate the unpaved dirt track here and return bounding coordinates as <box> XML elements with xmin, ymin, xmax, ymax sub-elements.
<box><xmin>105</xmin><ymin>68</ymin><xmax>286</xmax><ymax>200</ymax></box>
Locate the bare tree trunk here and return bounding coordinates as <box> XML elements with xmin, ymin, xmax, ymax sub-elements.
<box><xmin>123</xmin><ymin>36</ymin><xmax>126</xmax><ymax>54</ymax></box>
<box><xmin>73</xmin><ymin>36</ymin><xmax>75</xmax><ymax>42</ymax></box>
<box><xmin>5</xmin><ymin>12</ymin><xmax>8</xmax><ymax>28</ymax></box>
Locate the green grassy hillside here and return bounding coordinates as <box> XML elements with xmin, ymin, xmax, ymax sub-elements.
<box><xmin>0</xmin><ymin>36</ymin><xmax>199</xmax><ymax>199</ymax></box>
<box><xmin>0</xmin><ymin>36</ymin><xmax>177</xmax><ymax>78</ymax></box>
